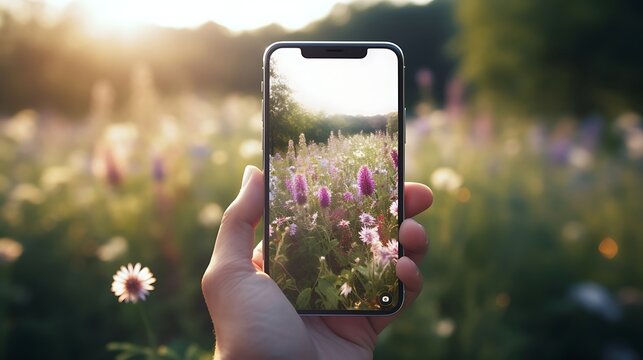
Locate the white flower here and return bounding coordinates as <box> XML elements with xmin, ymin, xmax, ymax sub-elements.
<box><xmin>3</xmin><ymin>110</ymin><xmax>37</xmax><ymax>144</ymax></box>
<box><xmin>198</xmin><ymin>203</ymin><xmax>223</xmax><ymax>227</ymax></box>
<box><xmin>625</xmin><ymin>129</ymin><xmax>643</xmax><ymax>159</ymax></box>
<box><xmin>10</xmin><ymin>183</ymin><xmax>45</xmax><ymax>204</ymax></box>
<box><xmin>319</xmin><ymin>256</ymin><xmax>326</xmax><ymax>262</ymax></box>
<box><xmin>40</xmin><ymin>166</ymin><xmax>75</xmax><ymax>192</ymax></box>
<box><xmin>97</xmin><ymin>236</ymin><xmax>128</xmax><ymax>262</ymax></box>
<box><xmin>430</xmin><ymin>167</ymin><xmax>463</xmax><ymax>193</ymax></box>
<box><xmin>340</xmin><ymin>282</ymin><xmax>352</xmax><ymax>297</ymax></box>
<box><xmin>111</xmin><ymin>263</ymin><xmax>156</xmax><ymax>303</ymax></box>
<box><xmin>239</xmin><ymin>139</ymin><xmax>262</xmax><ymax>159</ymax></box>
<box><xmin>435</xmin><ymin>318</ymin><xmax>455</xmax><ymax>337</ymax></box>
<box><xmin>359</xmin><ymin>226</ymin><xmax>380</xmax><ymax>245</ymax></box>
<box><xmin>0</xmin><ymin>237</ymin><xmax>23</xmax><ymax>264</ymax></box>
<box><xmin>568</xmin><ymin>147</ymin><xmax>593</xmax><ymax>169</ymax></box>
<box><xmin>390</xmin><ymin>200</ymin><xmax>398</xmax><ymax>218</ymax></box>
<box><xmin>211</xmin><ymin>150</ymin><xmax>229</xmax><ymax>165</ymax></box>
<box><xmin>373</xmin><ymin>239</ymin><xmax>399</xmax><ymax>268</ymax></box>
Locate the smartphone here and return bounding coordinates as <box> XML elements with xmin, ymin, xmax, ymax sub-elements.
<box><xmin>263</xmin><ymin>42</ymin><xmax>404</xmax><ymax>315</ymax></box>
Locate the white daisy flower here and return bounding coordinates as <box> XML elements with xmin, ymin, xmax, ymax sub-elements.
<box><xmin>390</xmin><ymin>200</ymin><xmax>398</xmax><ymax>218</ymax></box>
<box><xmin>111</xmin><ymin>263</ymin><xmax>156</xmax><ymax>303</ymax></box>
<box><xmin>359</xmin><ymin>226</ymin><xmax>380</xmax><ymax>245</ymax></box>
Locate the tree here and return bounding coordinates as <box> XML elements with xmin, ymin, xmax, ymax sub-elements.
<box><xmin>268</xmin><ymin>61</ymin><xmax>316</xmax><ymax>153</ymax></box>
<box><xmin>454</xmin><ymin>0</ymin><xmax>643</xmax><ymax>116</ymax></box>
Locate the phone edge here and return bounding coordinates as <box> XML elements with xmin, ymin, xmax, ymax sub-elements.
<box><xmin>262</xmin><ymin>41</ymin><xmax>406</xmax><ymax>316</ymax></box>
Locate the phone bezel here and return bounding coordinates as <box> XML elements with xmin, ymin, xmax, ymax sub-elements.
<box><xmin>262</xmin><ymin>41</ymin><xmax>405</xmax><ymax>316</ymax></box>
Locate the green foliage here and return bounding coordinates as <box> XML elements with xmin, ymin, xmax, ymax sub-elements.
<box><xmin>267</xmin><ymin>64</ymin><xmax>316</xmax><ymax>152</ymax></box>
<box><xmin>0</xmin><ymin>95</ymin><xmax>261</xmax><ymax>359</ymax></box>
<box><xmin>375</xmin><ymin>116</ymin><xmax>643</xmax><ymax>359</ymax></box>
<box><xmin>107</xmin><ymin>342</ymin><xmax>211</xmax><ymax>360</ymax></box>
<box><xmin>454</xmin><ymin>0</ymin><xmax>643</xmax><ymax>116</ymax></box>
<box><xmin>1</xmin><ymin>95</ymin><xmax>642</xmax><ymax>358</ymax></box>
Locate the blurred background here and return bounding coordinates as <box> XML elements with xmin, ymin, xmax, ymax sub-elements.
<box><xmin>0</xmin><ymin>0</ymin><xmax>642</xmax><ymax>358</ymax></box>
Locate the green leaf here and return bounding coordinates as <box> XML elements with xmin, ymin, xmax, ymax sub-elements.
<box><xmin>106</xmin><ymin>342</ymin><xmax>151</xmax><ymax>360</ymax></box>
<box><xmin>296</xmin><ymin>287</ymin><xmax>312</xmax><ymax>308</ymax></box>
<box><xmin>315</xmin><ymin>278</ymin><xmax>339</xmax><ymax>309</ymax></box>
<box><xmin>356</xmin><ymin>265</ymin><xmax>370</xmax><ymax>277</ymax></box>
<box><xmin>106</xmin><ymin>342</ymin><xmax>144</xmax><ymax>352</ymax></box>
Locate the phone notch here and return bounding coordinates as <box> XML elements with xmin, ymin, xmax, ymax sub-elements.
<box><xmin>301</xmin><ymin>46</ymin><xmax>367</xmax><ymax>59</ymax></box>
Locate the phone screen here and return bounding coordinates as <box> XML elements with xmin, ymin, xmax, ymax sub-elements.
<box><xmin>264</xmin><ymin>43</ymin><xmax>403</xmax><ymax>314</ymax></box>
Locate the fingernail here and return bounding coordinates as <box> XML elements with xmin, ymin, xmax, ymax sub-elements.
<box><xmin>241</xmin><ymin>166</ymin><xmax>252</xmax><ymax>189</ymax></box>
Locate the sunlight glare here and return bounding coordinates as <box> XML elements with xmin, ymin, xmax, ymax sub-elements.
<box><xmin>38</xmin><ymin>0</ymin><xmax>434</xmax><ymax>32</ymax></box>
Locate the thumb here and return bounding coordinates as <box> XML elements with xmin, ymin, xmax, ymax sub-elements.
<box><xmin>211</xmin><ymin>165</ymin><xmax>264</xmax><ymax>266</ymax></box>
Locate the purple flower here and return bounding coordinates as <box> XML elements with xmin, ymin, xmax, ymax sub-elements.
<box><xmin>338</xmin><ymin>219</ymin><xmax>350</xmax><ymax>228</ymax></box>
<box><xmin>152</xmin><ymin>156</ymin><xmax>165</xmax><ymax>183</ymax></box>
<box><xmin>289</xmin><ymin>223</ymin><xmax>298</xmax><ymax>236</ymax></box>
<box><xmin>291</xmin><ymin>174</ymin><xmax>308</xmax><ymax>205</ymax></box>
<box><xmin>318</xmin><ymin>186</ymin><xmax>331</xmax><ymax>208</ymax></box>
<box><xmin>329</xmin><ymin>165</ymin><xmax>338</xmax><ymax>177</ymax></box>
<box><xmin>359</xmin><ymin>213</ymin><xmax>376</xmax><ymax>226</ymax></box>
<box><xmin>343</xmin><ymin>192</ymin><xmax>354</xmax><ymax>202</ymax></box>
<box><xmin>569</xmin><ymin>282</ymin><xmax>621</xmax><ymax>321</ymax></box>
<box><xmin>359</xmin><ymin>226</ymin><xmax>380</xmax><ymax>245</ymax></box>
<box><xmin>357</xmin><ymin>165</ymin><xmax>376</xmax><ymax>197</ymax></box>
<box><xmin>390</xmin><ymin>148</ymin><xmax>398</xmax><ymax>169</ymax></box>
<box><xmin>105</xmin><ymin>150</ymin><xmax>122</xmax><ymax>187</ymax></box>
<box><xmin>373</xmin><ymin>239</ymin><xmax>398</xmax><ymax>267</ymax></box>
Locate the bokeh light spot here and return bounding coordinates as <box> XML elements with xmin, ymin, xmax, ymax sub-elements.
<box><xmin>598</xmin><ymin>237</ymin><xmax>618</xmax><ymax>259</ymax></box>
<box><xmin>457</xmin><ymin>187</ymin><xmax>471</xmax><ymax>203</ymax></box>
<box><xmin>495</xmin><ymin>292</ymin><xmax>511</xmax><ymax>308</ymax></box>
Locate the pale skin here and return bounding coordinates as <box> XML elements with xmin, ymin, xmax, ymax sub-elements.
<box><xmin>202</xmin><ymin>165</ymin><xmax>433</xmax><ymax>359</ymax></box>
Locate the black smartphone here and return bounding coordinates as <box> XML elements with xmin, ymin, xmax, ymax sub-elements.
<box><xmin>262</xmin><ymin>42</ymin><xmax>404</xmax><ymax>315</ymax></box>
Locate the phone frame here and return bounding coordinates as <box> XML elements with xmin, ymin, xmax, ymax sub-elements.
<box><xmin>262</xmin><ymin>41</ymin><xmax>405</xmax><ymax>315</ymax></box>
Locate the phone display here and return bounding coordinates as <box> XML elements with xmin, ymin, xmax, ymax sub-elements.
<box><xmin>263</xmin><ymin>42</ymin><xmax>404</xmax><ymax>314</ymax></box>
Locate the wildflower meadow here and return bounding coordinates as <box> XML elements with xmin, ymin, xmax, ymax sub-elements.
<box><xmin>1</xmin><ymin>0</ymin><xmax>643</xmax><ymax>358</ymax></box>
<box><xmin>268</xmin><ymin>130</ymin><xmax>400</xmax><ymax>311</ymax></box>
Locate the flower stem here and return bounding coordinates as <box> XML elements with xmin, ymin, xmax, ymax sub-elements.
<box><xmin>138</xmin><ymin>304</ymin><xmax>158</xmax><ymax>360</ymax></box>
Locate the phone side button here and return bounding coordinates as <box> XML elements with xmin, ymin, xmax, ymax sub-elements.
<box><xmin>403</xmin><ymin>107</ymin><xmax>407</xmax><ymax>144</ymax></box>
<box><xmin>261</xmin><ymin>99</ymin><xmax>265</xmax><ymax>150</ymax></box>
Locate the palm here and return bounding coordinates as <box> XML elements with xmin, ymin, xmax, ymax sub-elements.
<box><xmin>202</xmin><ymin>167</ymin><xmax>432</xmax><ymax>359</ymax></box>
<box><xmin>249</xmin><ymin>253</ymin><xmax>379</xmax><ymax>359</ymax></box>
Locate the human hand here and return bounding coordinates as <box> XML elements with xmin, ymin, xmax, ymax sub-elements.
<box><xmin>202</xmin><ymin>165</ymin><xmax>433</xmax><ymax>359</ymax></box>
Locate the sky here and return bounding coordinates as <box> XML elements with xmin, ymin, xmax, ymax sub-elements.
<box><xmin>8</xmin><ymin>0</ymin><xmax>432</xmax><ymax>32</ymax></box>
<box><xmin>272</xmin><ymin>48</ymin><xmax>398</xmax><ymax>116</ymax></box>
